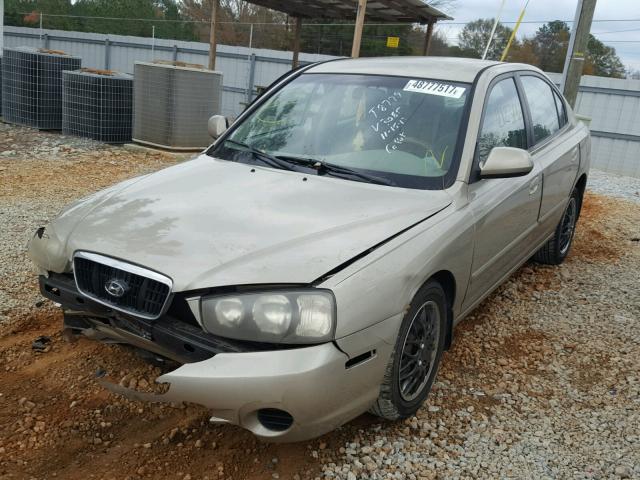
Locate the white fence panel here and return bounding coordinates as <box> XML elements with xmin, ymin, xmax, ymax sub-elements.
<box><xmin>547</xmin><ymin>72</ymin><xmax>640</xmax><ymax>178</ymax></box>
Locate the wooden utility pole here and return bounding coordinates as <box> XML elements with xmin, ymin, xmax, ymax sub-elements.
<box><xmin>560</xmin><ymin>0</ymin><xmax>597</xmax><ymax>108</ymax></box>
<box><xmin>351</xmin><ymin>0</ymin><xmax>367</xmax><ymax>58</ymax></box>
<box><xmin>292</xmin><ymin>16</ymin><xmax>302</xmax><ymax>69</ymax></box>
<box><xmin>422</xmin><ymin>20</ymin><xmax>434</xmax><ymax>56</ymax></box>
<box><xmin>208</xmin><ymin>0</ymin><xmax>219</xmax><ymax>70</ymax></box>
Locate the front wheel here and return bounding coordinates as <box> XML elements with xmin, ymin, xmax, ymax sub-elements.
<box><xmin>533</xmin><ymin>189</ymin><xmax>580</xmax><ymax>265</ymax></box>
<box><xmin>370</xmin><ymin>281</ymin><xmax>447</xmax><ymax>420</ymax></box>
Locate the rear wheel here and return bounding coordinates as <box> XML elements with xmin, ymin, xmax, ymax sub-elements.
<box><xmin>370</xmin><ymin>281</ymin><xmax>447</xmax><ymax>420</ymax></box>
<box><xmin>533</xmin><ymin>189</ymin><xmax>580</xmax><ymax>265</ymax></box>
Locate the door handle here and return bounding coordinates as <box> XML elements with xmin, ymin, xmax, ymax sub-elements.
<box><xmin>571</xmin><ymin>146</ymin><xmax>579</xmax><ymax>162</ymax></box>
<box><xmin>529</xmin><ymin>178</ymin><xmax>540</xmax><ymax>195</ymax></box>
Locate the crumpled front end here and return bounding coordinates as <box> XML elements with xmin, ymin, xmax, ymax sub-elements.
<box><xmin>38</xmin><ymin>271</ymin><xmax>396</xmax><ymax>441</ymax></box>
<box><xmin>98</xmin><ymin>341</ymin><xmax>386</xmax><ymax>442</ymax></box>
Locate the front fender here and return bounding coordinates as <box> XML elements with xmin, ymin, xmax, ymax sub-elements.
<box><xmin>27</xmin><ymin>175</ymin><xmax>152</xmax><ymax>274</ymax></box>
<box><xmin>322</xmin><ymin>198</ymin><xmax>474</xmax><ymax>340</ymax></box>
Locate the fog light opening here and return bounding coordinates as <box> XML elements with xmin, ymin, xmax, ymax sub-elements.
<box><xmin>257</xmin><ymin>408</ymin><xmax>293</xmax><ymax>432</ymax></box>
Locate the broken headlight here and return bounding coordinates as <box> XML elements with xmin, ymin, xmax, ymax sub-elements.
<box><xmin>200</xmin><ymin>290</ymin><xmax>336</xmax><ymax>344</ymax></box>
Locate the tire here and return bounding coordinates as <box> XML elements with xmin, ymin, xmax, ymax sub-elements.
<box><xmin>369</xmin><ymin>281</ymin><xmax>447</xmax><ymax>420</ymax></box>
<box><xmin>533</xmin><ymin>189</ymin><xmax>581</xmax><ymax>265</ymax></box>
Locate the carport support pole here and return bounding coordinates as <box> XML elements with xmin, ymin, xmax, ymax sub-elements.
<box><xmin>351</xmin><ymin>0</ymin><xmax>367</xmax><ymax>58</ymax></box>
<box><xmin>423</xmin><ymin>19</ymin><xmax>434</xmax><ymax>56</ymax></box>
<box><xmin>292</xmin><ymin>16</ymin><xmax>302</xmax><ymax>69</ymax></box>
<box><xmin>208</xmin><ymin>0</ymin><xmax>219</xmax><ymax>70</ymax></box>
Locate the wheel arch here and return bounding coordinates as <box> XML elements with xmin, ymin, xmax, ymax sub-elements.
<box><xmin>428</xmin><ymin>270</ymin><xmax>456</xmax><ymax>350</ymax></box>
<box><xmin>574</xmin><ymin>173</ymin><xmax>588</xmax><ymax>216</ymax></box>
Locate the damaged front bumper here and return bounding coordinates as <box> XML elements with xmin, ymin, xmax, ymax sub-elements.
<box><xmin>40</xmin><ymin>273</ymin><xmax>386</xmax><ymax>441</ymax></box>
<box><xmin>98</xmin><ymin>341</ymin><xmax>380</xmax><ymax>442</ymax></box>
<box><xmin>41</xmin><ymin>273</ymin><xmax>245</xmax><ymax>364</ymax></box>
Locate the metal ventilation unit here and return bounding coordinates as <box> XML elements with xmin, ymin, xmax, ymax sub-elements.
<box><xmin>1</xmin><ymin>47</ymin><xmax>81</xmax><ymax>129</ymax></box>
<box><xmin>62</xmin><ymin>69</ymin><xmax>133</xmax><ymax>143</ymax></box>
<box><xmin>133</xmin><ymin>61</ymin><xmax>223</xmax><ymax>150</ymax></box>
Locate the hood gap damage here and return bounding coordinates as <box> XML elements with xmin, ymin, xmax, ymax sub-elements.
<box><xmin>311</xmin><ymin>202</ymin><xmax>451</xmax><ymax>285</ymax></box>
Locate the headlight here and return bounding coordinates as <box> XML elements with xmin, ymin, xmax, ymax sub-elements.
<box><xmin>200</xmin><ymin>289</ymin><xmax>335</xmax><ymax>344</ymax></box>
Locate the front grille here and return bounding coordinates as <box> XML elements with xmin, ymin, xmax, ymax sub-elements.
<box><xmin>74</xmin><ymin>253</ymin><xmax>171</xmax><ymax>319</ymax></box>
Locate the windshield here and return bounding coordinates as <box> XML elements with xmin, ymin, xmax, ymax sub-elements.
<box><xmin>209</xmin><ymin>73</ymin><xmax>471</xmax><ymax>189</ymax></box>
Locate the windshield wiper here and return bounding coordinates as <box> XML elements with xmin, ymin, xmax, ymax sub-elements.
<box><xmin>275</xmin><ymin>155</ymin><xmax>395</xmax><ymax>186</ymax></box>
<box><xmin>224</xmin><ymin>139</ymin><xmax>295</xmax><ymax>171</ymax></box>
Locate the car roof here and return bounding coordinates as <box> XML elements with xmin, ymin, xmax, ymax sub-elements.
<box><xmin>306</xmin><ymin>56</ymin><xmax>503</xmax><ymax>83</ymax></box>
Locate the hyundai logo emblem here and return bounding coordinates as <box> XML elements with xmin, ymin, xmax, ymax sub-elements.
<box><xmin>104</xmin><ymin>279</ymin><xmax>128</xmax><ymax>298</ymax></box>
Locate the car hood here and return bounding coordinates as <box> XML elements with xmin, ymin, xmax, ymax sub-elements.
<box><xmin>45</xmin><ymin>155</ymin><xmax>452</xmax><ymax>291</ymax></box>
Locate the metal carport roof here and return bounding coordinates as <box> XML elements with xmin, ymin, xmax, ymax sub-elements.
<box><xmin>207</xmin><ymin>0</ymin><xmax>453</xmax><ymax>69</ymax></box>
<box><xmin>246</xmin><ymin>0</ymin><xmax>452</xmax><ymax>23</ymax></box>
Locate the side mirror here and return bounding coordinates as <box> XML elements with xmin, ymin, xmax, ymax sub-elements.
<box><xmin>208</xmin><ymin>115</ymin><xmax>228</xmax><ymax>139</ymax></box>
<box><xmin>480</xmin><ymin>147</ymin><xmax>534</xmax><ymax>179</ymax></box>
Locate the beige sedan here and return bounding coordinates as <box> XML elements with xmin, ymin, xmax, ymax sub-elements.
<box><xmin>29</xmin><ymin>57</ymin><xmax>590</xmax><ymax>441</ymax></box>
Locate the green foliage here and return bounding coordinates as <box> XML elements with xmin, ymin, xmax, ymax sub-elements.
<box><xmin>5</xmin><ymin>0</ymin><xmax>75</xmax><ymax>30</ymax></box>
<box><xmin>451</xmin><ymin>18</ymin><xmax>626</xmax><ymax>79</ymax></box>
<box><xmin>526</xmin><ymin>20</ymin><xmax>625</xmax><ymax>78</ymax></box>
<box><xmin>4</xmin><ymin>0</ymin><xmax>197</xmax><ymax>41</ymax></box>
<box><xmin>586</xmin><ymin>35</ymin><xmax>626</xmax><ymax>78</ymax></box>
<box><xmin>458</xmin><ymin>18</ymin><xmax>514</xmax><ymax>60</ymax></box>
<box><xmin>531</xmin><ymin>20</ymin><xmax>571</xmax><ymax>72</ymax></box>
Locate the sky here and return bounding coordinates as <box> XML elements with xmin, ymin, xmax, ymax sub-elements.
<box><xmin>434</xmin><ymin>0</ymin><xmax>640</xmax><ymax>72</ymax></box>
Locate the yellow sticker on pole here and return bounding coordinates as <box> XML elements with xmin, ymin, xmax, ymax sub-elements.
<box><xmin>386</xmin><ymin>37</ymin><xmax>400</xmax><ymax>48</ymax></box>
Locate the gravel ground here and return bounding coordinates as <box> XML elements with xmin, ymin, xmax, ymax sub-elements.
<box><xmin>1</xmin><ymin>123</ymin><xmax>639</xmax><ymax>479</ymax></box>
<box><xmin>587</xmin><ymin>170</ymin><xmax>640</xmax><ymax>204</ymax></box>
<box><xmin>0</xmin><ymin>122</ymin><xmax>189</xmax><ymax>322</ymax></box>
<box><xmin>321</xmin><ymin>195</ymin><xmax>639</xmax><ymax>479</ymax></box>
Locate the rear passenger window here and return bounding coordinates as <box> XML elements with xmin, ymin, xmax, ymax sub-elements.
<box><xmin>478</xmin><ymin>78</ymin><xmax>527</xmax><ymax>163</ymax></box>
<box><xmin>521</xmin><ymin>76</ymin><xmax>560</xmax><ymax>144</ymax></box>
<box><xmin>554</xmin><ymin>91</ymin><xmax>567</xmax><ymax>127</ymax></box>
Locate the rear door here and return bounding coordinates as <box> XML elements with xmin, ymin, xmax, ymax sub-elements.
<box><xmin>465</xmin><ymin>75</ymin><xmax>543</xmax><ymax>308</ymax></box>
<box><xmin>517</xmin><ymin>74</ymin><xmax>580</xmax><ymax>235</ymax></box>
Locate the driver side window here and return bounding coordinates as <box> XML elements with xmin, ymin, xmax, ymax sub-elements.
<box><xmin>478</xmin><ymin>78</ymin><xmax>527</xmax><ymax>164</ymax></box>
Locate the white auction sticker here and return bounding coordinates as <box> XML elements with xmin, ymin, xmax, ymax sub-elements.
<box><xmin>403</xmin><ymin>80</ymin><xmax>466</xmax><ymax>99</ymax></box>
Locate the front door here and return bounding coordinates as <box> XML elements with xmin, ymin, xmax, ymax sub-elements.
<box><xmin>464</xmin><ymin>76</ymin><xmax>542</xmax><ymax>308</ymax></box>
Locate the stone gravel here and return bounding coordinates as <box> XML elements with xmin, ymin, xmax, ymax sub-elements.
<box><xmin>587</xmin><ymin>169</ymin><xmax>640</xmax><ymax>204</ymax></box>
<box><xmin>1</xmin><ymin>122</ymin><xmax>639</xmax><ymax>479</ymax></box>
<box><xmin>316</xmin><ymin>196</ymin><xmax>640</xmax><ymax>479</ymax></box>
<box><xmin>0</xmin><ymin>122</ymin><xmax>186</xmax><ymax>322</ymax></box>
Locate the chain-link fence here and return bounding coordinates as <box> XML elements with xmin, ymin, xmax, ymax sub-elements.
<box><xmin>16</xmin><ymin>13</ymin><xmax>430</xmax><ymax>56</ymax></box>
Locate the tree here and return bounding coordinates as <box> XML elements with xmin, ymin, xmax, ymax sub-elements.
<box><xmin>506</xmin><ymin>38</ymin><xmax>539</xmax><ymax>65</ymax></box>
<box><xmin>531</xmin><ymin>20</ymin><xmax>570</xmax><ymax>72</ymax></box>
<box><xmin>5</xmin><ymin>0</ymin><xmax>77</xmax><ymax>30</ymax></box>
<box><xmin>5</xmin><ymin>0</ymin><xmax>197</xmax><ymax>40</ymax></box>
<box><xmin>458</xmin><ymin>18</ymin><xmax>514</xmax><ymax>60</ymax></box>
<box><xmin>71</xmin><ymin>0</ymin><xmax>196</xmax><ymax>40</ymax></box>
<box><xmin>180</xmin><ymin>0</ymin><xmax>456</xmax><ymax>55</ymax></box>
<box><xmin>181</xmin><ymin>0</ymin><xmax>288</xmax><ymax>48</ymax></box>
<box><xmin>585</xmin><ymin>35</ymin><xmax>625</xmax><ymax>78</ymax></box>
<box><xmin>529</xmin><ymin>21</ymin><xmax>624</xmax><ymax>78</ymax></box>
